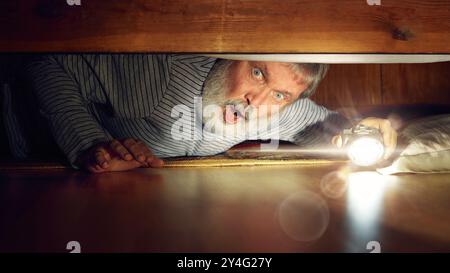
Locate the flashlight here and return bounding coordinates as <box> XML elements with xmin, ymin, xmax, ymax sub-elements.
<box><xmin>341</xmin><ymin>124</ymin><xmax>385</xmax><ymax>166</ymax></box>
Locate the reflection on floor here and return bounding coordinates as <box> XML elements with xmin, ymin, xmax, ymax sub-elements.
<box><xmin>1</xmin><ymin>161</ymin><xmax>450</xmax><ymax>252</ymax></box>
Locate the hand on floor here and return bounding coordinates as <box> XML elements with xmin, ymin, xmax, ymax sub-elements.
<box><xmin>76</xmin><ymin>138</ymin><xmax>164</xmax><ymax>173</ymax></box>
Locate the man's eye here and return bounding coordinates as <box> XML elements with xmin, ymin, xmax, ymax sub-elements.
<box><xmin>273</xmin><ymin>91</ymin><xmax>285</xmax><ymax>101</ymax></box>
<box><xmin>252</xmin><ymin>68</ymin><xmax>264</xmax><ymax>80</ymax></box>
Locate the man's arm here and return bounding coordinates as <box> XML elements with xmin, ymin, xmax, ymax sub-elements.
<box><xmin>25</xmin><ymin>55</ymin><xmax>111</xmax><ymax>168</ymax></box>
<box><xmin>291</xmin><ymin>111</ymin><xmax>350</xmax><ymax>148</ymax></box>
<box><xmin>280</xmin><ymin>98</ymin><xmax>351</xmax><ymax>148</ymax></box>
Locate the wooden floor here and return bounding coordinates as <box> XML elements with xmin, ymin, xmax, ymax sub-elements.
<box><xmin>1</xmin><ymin>162</ymin><xmax>450</xmax><ymax>253</ymax></box>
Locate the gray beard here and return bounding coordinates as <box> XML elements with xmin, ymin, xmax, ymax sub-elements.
<box><xmin>201</xmin><ymin>60</ymin><xmax>246</xmax><ymax>137</ymax></box>
<box><xmin>202</xmin><ymin>59</ymin><xmax>234</xmax><ymax>110</ymax></box>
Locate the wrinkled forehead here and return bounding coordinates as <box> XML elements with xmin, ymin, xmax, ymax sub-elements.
<box><xmin>265</xmin><ymin>61</ymin><xmax>309</xmax><ymax>81</ymax></box>
<box><xmin>258</xmin><ymin>61</ymin><xmax>309</xmax><ymax>96</ymax></box>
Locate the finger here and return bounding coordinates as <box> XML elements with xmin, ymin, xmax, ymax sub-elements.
<box><xmin>135</xmin><ymin>140</ymin><xmax>155</xmax><ymax>166</ymax></box>
<box><xmin>385</xmin><ymin>129</ymin><xmax>398</xmax><ymax>160</ymax></box>
<box><xmin>87</xmin><ymin>166</ymin><xmax>98</xmax><ymax>173</ymax></box>
<box><xmin>95</xmin><ymin>147</ymin><xmax>110</xmax><ymax>168</ymax></box>
<box><xmin>149</xmin><ymin>157</ymin><xmax>164</xmax><ymax>168</ymax></box>
<box><xmin>104</xmin><ymin>151</ymin><xmax>111</xmax><ymax>161</ymax></box>
<box><xmin>88</xmin><ymin>164</ymin><xmax>106</xmax><ymax>173</ymax></box>
<box><xmin>132</xmin><ymin>141</ymin><xmax>164</xmax><ymax>168</ymax></box>
<box><xmin>110</xmin><ymin>139</ymin><xmax>133</xmax><ymax>160</ymax></box>
<box><xmin>331</xmin><ymin>135</ymin><xmax>343</xmax><ymax>148</ymax></box>
<box><xmin>380</xmin><ymin>120</ymin><xmax>397</xmax><ymax>159</ymax></box>
<box><xmin>136</xmin><ymin>142</ymin><xmax>164</xmax><ymax>168</ymax></box>
<box><xmin>123</xmin><ymin>138</ymin><xmax>146</xmax><ymax>163</ymax></box>
<box><xmin>112</xmin><ymin>159</ymin><xmax>144</xmax><ymax>172</ymax></box>
<box><xmin>129</xmin><ymin>160</ymin><xmax>145</xmax><ymax>169</ymax></box>
<box><xmin>95</xmin><ymin>164</ymin><xmax>107</xmax><ymax>172</ymax></box>
<box><xmin>358</xmin><ymin>117</ymin><xmax>384</xmax><ymax>131</ymax></box>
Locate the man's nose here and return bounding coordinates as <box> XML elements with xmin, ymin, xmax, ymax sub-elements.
<box><xmin>245</xmin><ymin>88</ymin><xmax>271</xmax><ymax>108</ymax></box>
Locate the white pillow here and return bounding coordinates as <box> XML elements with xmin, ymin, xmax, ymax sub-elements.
<box><xmin>377</xmin><ymin>114</ymin><xmax>450</xmax><ymax>174</ymax></box>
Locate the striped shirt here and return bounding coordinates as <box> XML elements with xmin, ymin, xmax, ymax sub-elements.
<box><xmin>10</xmin><ymin>54</ymin><xmax>348</xmax><ymax>168</ymax></box>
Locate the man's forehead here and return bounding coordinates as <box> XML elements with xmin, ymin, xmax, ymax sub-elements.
<box><xmin>253</xmin><ymin>61</ymin><xmax>305</xmax><ymax>81</ymax></box>
<box><xmin>259</xmin><ymin>61</ymin><xmax>308</xmax><ymax>95</ymax></box>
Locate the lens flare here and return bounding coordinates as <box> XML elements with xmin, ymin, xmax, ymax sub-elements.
<box><xmin>278</xmin><ymin>191</ymin><xmax>330</xmax><ymax>242</ymax></box>
<box><xmin>320</xmin><ymin>170</ymin><xmax>349</xmax><ymax>199</ymax></box>
<box><xmin>347</xmin><ymin>137</ymin><xmax>384</xmax><ymax>166</ymax></box>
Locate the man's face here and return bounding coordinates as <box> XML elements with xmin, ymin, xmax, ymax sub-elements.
<box><xmin>202</xmin><ymin>60</ymin><xmax>308</xmax><ymax>135</ymax></box>
<box><xmin>226</xmin><ymin>61</ymin><xmax>308</xmax><ymax>121</ymax></box>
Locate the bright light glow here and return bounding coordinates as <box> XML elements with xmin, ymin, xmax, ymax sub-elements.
<box><xmin>347</xmin><ymin>172</ymin><xmax>390</xmax><ymax>216</ymax></box>
<box><xmin>347</xmin><ymin>137</ymin><xmax>384</xmax><ymax>166</ymax></box>
<box><xmin>345</xmin><ymin>171</ymin><xmax>396</xmax><ymax>251</ymax></box>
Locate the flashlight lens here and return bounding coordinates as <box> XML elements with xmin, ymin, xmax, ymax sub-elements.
<box><xmin>347</xmin><ymin>137</ymin><xmax>384</xmax><ymax>166</ymax></box>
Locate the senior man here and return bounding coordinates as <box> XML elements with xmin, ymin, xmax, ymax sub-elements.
<box><xmin>16</xmin><ymin>54</ymin><xmax>396</xmax><ymax>172</ymax></box>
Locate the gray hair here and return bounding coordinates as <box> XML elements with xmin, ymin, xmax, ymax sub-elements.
<box><xmin>288</xmin><ymin>63</ymin><xmax>329</xmax><ymax>99</ymax></box>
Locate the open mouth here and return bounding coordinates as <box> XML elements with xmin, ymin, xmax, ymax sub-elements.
<box><xmin>224</xmin><ymin>105</ymin><xmax>245</xmax><ymax>124</ymax></box>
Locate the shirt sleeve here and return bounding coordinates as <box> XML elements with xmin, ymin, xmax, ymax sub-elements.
<box><xmin>279</xmin><ymin>98</ymin><xmax>351</xmax><ymax>147</ymax></box>
<box><xmin>24</xmin><ymin>55</ymin><xmax>111</xmax><ymax>168</ymax></box>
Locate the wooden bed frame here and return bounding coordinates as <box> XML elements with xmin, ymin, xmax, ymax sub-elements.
<box><xmin>1</xmin><ymin>0</ymin><xmax>449</xmax><ymax>53</ymax></box>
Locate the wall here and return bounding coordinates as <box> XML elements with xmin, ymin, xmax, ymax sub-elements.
<box><xmin>312</xmin><ymin>62</ymin><xmax>450</xmax><ymax>110</ymax></box>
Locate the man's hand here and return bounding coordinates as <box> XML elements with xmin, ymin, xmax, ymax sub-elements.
<box><xmin>332</xmin><ymin>117</ymin><xmax>398</xmax><ymax>160</ymax></box>
<box><xmin>76</xmin><ymin>138</ymin><xmax>164</xmax><ymax>173</ymax></box>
